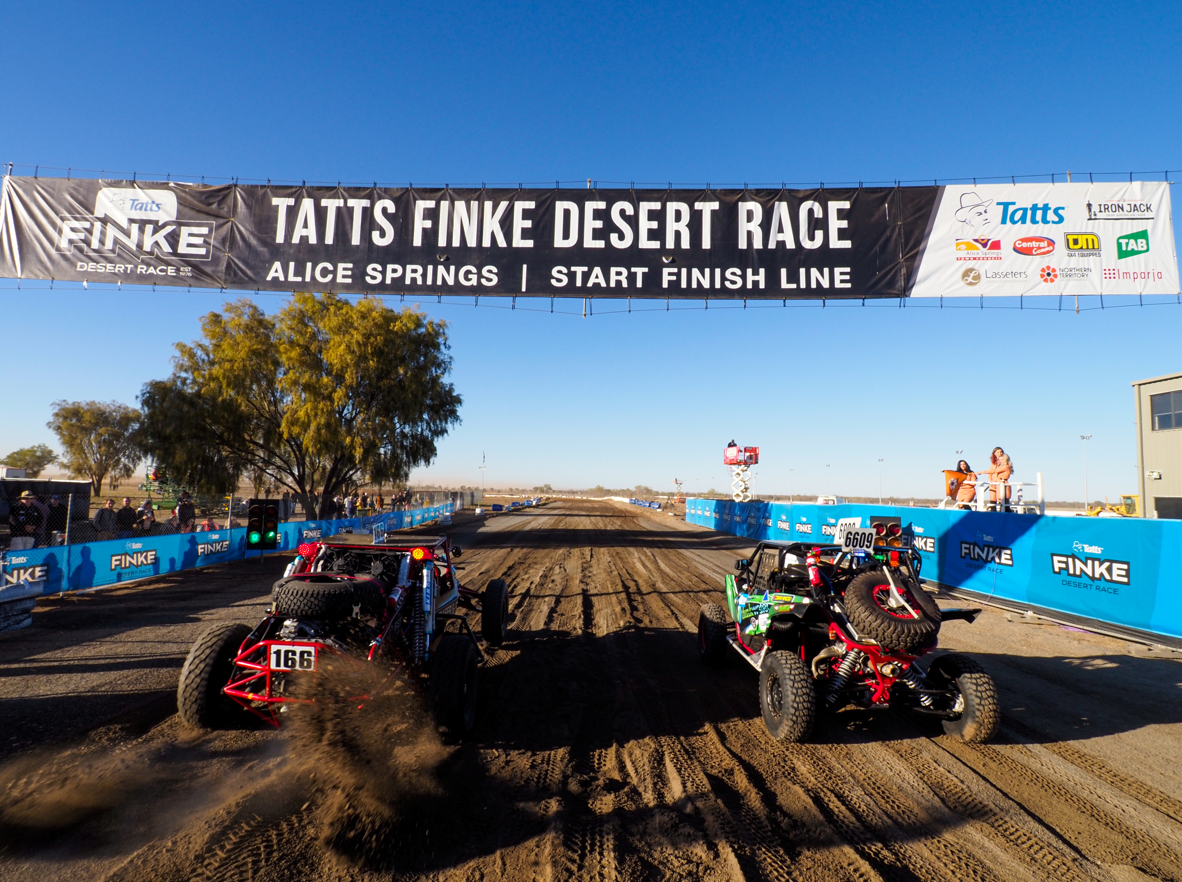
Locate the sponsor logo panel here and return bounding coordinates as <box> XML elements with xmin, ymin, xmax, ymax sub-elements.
<box><xmin>1117</xmin><ymin>230</ymin><xmax>1150</xmax><ymax>260</ymax></box>
<box><xmin>110</xmin><ymin>549</ymin><xmax>158</xmax><ymax>571</ymax></box>
<box><xmin>1065</xmin><ymin>232</ymin><xmax>1101</xmax><ymax>257</ymax></box>
<box><xmin>1014</xmin><ymin>236</ymin><xmax>1055</xmax><ymax>256</ymax></box>
<box><xmin>1087</xmin><ymin>201</ymin><xmax>1154</xmax><ymax>221</ymax></box>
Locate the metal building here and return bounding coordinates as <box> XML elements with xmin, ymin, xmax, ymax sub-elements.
<box><xmin>1133</xmin><ymin>371</ymin><xmax>1182</xmax><ymax>519</ymax></box>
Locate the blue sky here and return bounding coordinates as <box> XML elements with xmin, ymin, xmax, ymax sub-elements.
<box><xmin>2</xmin><ymin>1</ymin><xmax>1179</xmax><ymax>501</ymax></box>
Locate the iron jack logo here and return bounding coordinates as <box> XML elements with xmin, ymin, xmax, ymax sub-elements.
<box><xmin>960</xmin><ymin>541</ymin><xmax>1014</xmax><ymax>566</ymax></box>
<box><xmin>110</xmin><ymin>549</ymin><xmax>158</xmax><ymax>571</ymax></box>
<box><xmin>1086</xmin><ymin>201</ymin><xmax>1154</xmax><ymax>221</ymax></box>
<box><xmin>1065</xmin><ymin>232</ymin><xmax>1101</xmax><ymax>257</ymax></box>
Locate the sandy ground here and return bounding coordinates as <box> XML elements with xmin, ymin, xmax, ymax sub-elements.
<box><xmin>1</xmin><ymin>498</ymin><xmax>1181</xmax><ymax>882</ymax></box>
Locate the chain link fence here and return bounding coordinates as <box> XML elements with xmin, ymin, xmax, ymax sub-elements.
<box><xmin>2</xmin><ymin>486</ymin><xmax>483</xmax><ymax>552</ymax></box>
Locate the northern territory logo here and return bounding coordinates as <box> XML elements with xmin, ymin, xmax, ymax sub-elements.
<box><xmin>1117</xmin><ymin>230</ymin><xmax>1149</xmax><ymax>260</ymax></box>
<box><xmin>1065</xmin><ymin>232</ymin><xmax>1101</xmax><ymax>257</ymax></box>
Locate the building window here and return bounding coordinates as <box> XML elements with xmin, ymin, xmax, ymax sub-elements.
<box><xmin>1150</xmin><ymin>390</ymin><xmax>1182</xmax><ymax>430</ymax></box>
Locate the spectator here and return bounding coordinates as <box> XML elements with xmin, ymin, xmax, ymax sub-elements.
<box><xmin>9</xmin><ymin>491</ymin><xmax>43</xmax><ymax>550</ymax></box>
<box><xmin>45</xmin><ymin>495</ymin><xmax>68</xmax><ymax>544</ymax></box>
<box><xmin>197</xmin><ymin>515</ymin><xmax>219</xmax><ymax>532</ymax></box>
<box><xmin>176</xmin><ymin>491</ymin><xmax>197</xmax><ymax>533</ymax></box>
<box><xmin>94</xmin><ymin>498</ymin><xmax>118</xmax><ymax>540</ymax></box>
<box><xmin>344</xmin><ymin>494</ymin><xmax>356</xmax><ymax>518</ymax></box>
<box><xmin>115</xmin><ymin>497</ymin><xmax>137</xmax><ymax>538</ymax></box>
<box><xmin>137</xmin><ymin>499</ymin><xmax>157</xmax><ymax>534</ymax></box>
<box><xmin>374</xmin><ymin>491</ymin><xmax>384</xmax><ymax>512</ymax></box>
<box><xmin>280</xmin><ymin>491</ymin><xmax>291</xmax><ymax>521</ymax></box>
<box><xmin>952</xmin><ymin>460</ymin><xmax>977</xmax><ymax>509</ymax></box>
<box><xmin>986</xmin><ymin>447</ymin><xmax>1014</xmax><ymax>510</ymax></box>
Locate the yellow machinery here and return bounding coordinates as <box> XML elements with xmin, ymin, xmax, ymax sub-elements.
<box><xmin>1085</xmin><ymin>495</ymin><xmax>1139</xmax><ymax>517</ymax></box>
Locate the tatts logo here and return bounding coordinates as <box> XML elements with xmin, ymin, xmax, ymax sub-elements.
<box><xmin>110</xmin><ymin>550</ymin><xmax>158</xmax><ymax>571</ymax></box>
<box><xmin>1013</xmin><ymin>236</ymin><xmax>1055</xmax><ymax>256</ymax></box>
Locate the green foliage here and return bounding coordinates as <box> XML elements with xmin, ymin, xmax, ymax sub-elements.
<box><xmin>47</xmin><ymin>401</ymin><xmax>142</xmax><ymax>494</ymax></box>
<box><xmin>139</xmin><ymin>294</ymin><xmax>462</xmax><ymax>517</ymax></box>
<box><xmin>0</xmin><ymin>444</ymin><xmax>57</xmax><ymax>478</ymax></box>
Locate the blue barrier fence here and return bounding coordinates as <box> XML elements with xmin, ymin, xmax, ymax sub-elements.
<box><xmin>628</xmin><ymin>498</ymin><xmax>662</xmax><ymax>510</ymax></box>
<box><xmin>0</xmin><ymin>503</ymin><xmax>454</xmax><ymax>597</ymax></box>
<box><xmin>685</xmin><ymin>498</ymin><xmax>1182</xmax><ymax>641</ymax></box>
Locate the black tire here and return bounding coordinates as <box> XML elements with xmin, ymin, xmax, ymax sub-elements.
<box><xmin>272</xmin><ymin>575</ymin><xmax>384</xmax><ymax>620</ymax></box>
<box><xmin>482</xmin><ymin>579</ymin><xmax>509</xmax><ymax>646</ymax></box>
<box><xmin>844</xmin><ymin>569</ymin><xmax>940</xmax><ymax>653</ymax></box>
<box><xmin>430</xmin><ymin>634</ymin><xmax>479</xmax><ymax>737</ymax></box>
<box><xmin>177</xmin><ymin>622</ymin><xmax>251</xmax><ymax>730</ymax></box>
<box><xmin>698</xmin><ymin>603</ymin><xmax>729</xmax><ymax>667</ymax></box>
<box><xmin>928</xmin><ymin>653</ymin><xmax>1000</xmax><ymax>743</ymax></box>
<box><xmin>758</xmin><ymin>650</ymin><xmax>816</xmax><ymax>742</ymax></box>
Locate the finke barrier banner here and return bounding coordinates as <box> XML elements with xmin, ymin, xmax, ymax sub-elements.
<box><xmin>685</xmin><ymin>499</ymin><xmax>1182</xmax><ymax>642</ymax></box>
<box><xmin>0</xmin><ymin>503</ymin><xmax>453</xmax><ymax>596</ymax></box>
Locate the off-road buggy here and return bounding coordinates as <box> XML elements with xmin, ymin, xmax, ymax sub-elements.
<box><xmin>177</xmin><ymin>530</ymin><xmax>509</xmax><ymax>736</ymax></box>
<box><xmin>698</xmin><ymin>520</ymin><xmax>999</xmax><ymax>743</ymax></box>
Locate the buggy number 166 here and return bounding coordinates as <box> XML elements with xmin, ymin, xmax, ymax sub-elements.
<box><xmin>269</xmin><ymin>644</ymin><xmax>317</xmax><ymax>671</ymax></box>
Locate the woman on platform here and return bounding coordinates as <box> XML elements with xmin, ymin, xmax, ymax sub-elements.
<box><xmin>986</xmin><ymin>447</ymin><xmax>1014</xmax><ymax>510</ymax></box>
<box><xmin>953</xmin><ymin>460</ymin><xmax>977</xmax><ymax>509</ymax></box>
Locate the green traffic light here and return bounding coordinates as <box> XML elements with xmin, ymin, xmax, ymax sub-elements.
<box><xmin>266</xmin><ymin>531</ymin><xmax>276</xmax><ymax>540</ymax></box>
<box><xmin>249</xmin><ymin>531</ymin><xmax>261</xmax><ymax>544</ymax></box>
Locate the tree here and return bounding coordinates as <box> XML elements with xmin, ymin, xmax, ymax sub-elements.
<box><xmin>0</xmin><ymin>444</ymin><xmax>57</xmax><ymax>477</ymax></box>
<box><xmin>139</xmin><ymin>294</ymin><xmax>462</xmax><ymax>517</ymax></box>
<box><xmin>48</xmin><ymin>401</ymin><xmax>142</xmax><ymax>495</ymax></box>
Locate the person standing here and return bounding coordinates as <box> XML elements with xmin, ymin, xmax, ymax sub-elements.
<box><xmin>176</xmin><ymin>492</ymin><xmax>197</xmax><ymax>533</ymax></box>
<box><xmin>45</xmin><ymin>495</ymin><xmax>69</xmax><ymax>544</ymax></box>
<box><xmin>94</xmin><ymin>498</ymin><xmax>117</xmax><ymax>540</ymax></box>
<box><xmin>280</xmin><ymin>491</ymin><xmax>291</xmax><ymax>522</ymax></box>
<box><xmin>115</xmin><ymin>497</ymin><xmax>138</xmax><ymax>539</ymax></box>
<box><xmin>344</xmin><ymin>494</ymin><xmax>357</xmax><ymax>518</ymax></box>
<box><xmin>952</xmin><ymin>460</ymin><xmax>977</xmax><ymax>509</ymax></box>
<box><xmin>375</xmin><ymin>491</ymin><xmax>384</xmax><ymax>513</ymax></box>
<box><xmin>137</xmin><ymin>499</ymin><xmax>157</xmax><ymax>534</ymax></box>
<box><xmin>9</xmin><ymin>492</ymin><xmax>43</xmax><ymax>550</ymax></box>
<box><xmin>986</xmin><ymin>447</ymin><xmax>1014</xmax><ymax>510</ymax></box>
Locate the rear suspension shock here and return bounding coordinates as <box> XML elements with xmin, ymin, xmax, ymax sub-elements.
<box><xmin>826</xmin><ymin>649</ymin><xmax>865</xmax><ymax>707</ymax></box>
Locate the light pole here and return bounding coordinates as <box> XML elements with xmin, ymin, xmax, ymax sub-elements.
<box><xmin>480</xmin><ymin>452</ymin><xmax>486</xmax><ymax>498</ymax></box>
<box><xmin>789</xmin><ymin>468</ymin><xmax>794</xmax><ymax>504</ymax></box>
<box><xmin>1080</xmin><ymin>435</ymin><xmax>1092</xmax><ymax>510</ymax></box>
<box><xmin>878</xmin><ymin>459</ymin><xmax>884</xmax><ymax>505</ymax></box>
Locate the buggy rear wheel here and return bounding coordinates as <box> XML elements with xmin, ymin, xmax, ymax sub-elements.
<box><xmin>697</xmin><ymin>603</ymin><xmax>729</xmax><ymax>667</ymax></box>
<box><xmin>482</xmin><ymin>579</ymin><xmax>509</xmax><ymax>646</ymax></box>
<box><xmin>758</xmin><ymin>650</ymin><xmax>815</xmax><ymax>742</ymax></box>
<box><xmin>177</xmin><ymin>622</ymin><xmax>251</xmax><ymax>730</ymax></box>
<box><xmin>928</xmin><ymin>653</ymin><xmax>1000</xmax><ymax>743</ymax></box>
<box><xmin>430</xmin><ymin>634</ymin><xmax>479</xmax><ymax>738</ymax></box>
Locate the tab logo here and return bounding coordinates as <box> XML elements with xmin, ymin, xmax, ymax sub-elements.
<box><xmin>110</xmin><ymin>550</ymin><xmax>158</xmax><ymax>571</ymax></box>
<box><xmin>1065</xmin><ymin>232</ymin><xmax>1101</xmax><ymax>256</ymax></box>
<box><xmin>1117</xmin><ymin>230</ymin><xmax>1149</xmax><ymax>260</ymax></box>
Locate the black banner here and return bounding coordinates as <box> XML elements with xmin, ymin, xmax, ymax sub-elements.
<box><xmin>0</xmin><ymin>177</ymin><xmax>939</xmax><ymax>298</ymax></box>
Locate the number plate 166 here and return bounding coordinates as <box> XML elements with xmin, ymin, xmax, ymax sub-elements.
<box><xmin>269</xmin><ymin>643</ymin><xmax>317</xmax><ymax>671</ymax></box>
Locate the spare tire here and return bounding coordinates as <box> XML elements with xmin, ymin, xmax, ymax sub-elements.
<box><xmin>844</xmin><ymin>569</ymin><xmax>940</xmax><ymax>653</ymax></box>
<box><xmin>272</xmin><ymin>574</ymin><xmax>384</xmax><ymax>620</ymax></box>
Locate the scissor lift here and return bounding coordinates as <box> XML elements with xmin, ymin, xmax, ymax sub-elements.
<box><xmin>724</xmin><ymin>445</ymin><xmax>760</xmax><ymax>502</ymax></box>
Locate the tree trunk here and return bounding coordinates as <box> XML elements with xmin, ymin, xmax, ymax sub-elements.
<box><xmin>91</xmin><ymin>470</ymin><xmax>108</xmax><ymax>497</ymax></box>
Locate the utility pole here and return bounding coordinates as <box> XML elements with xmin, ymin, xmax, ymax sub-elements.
<box><xmin>1080</xmin><ymin>435</ymin><xmax>1092</xmax><ymax>510</ymax></box>
<box><xmin>480</xmin><ymin>452</ymin><xmax>486</xmax><ymax>498</ymax></box>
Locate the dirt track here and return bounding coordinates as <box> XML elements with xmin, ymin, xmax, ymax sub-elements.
<box><xmin>2</xmin><ymin>498</ymin><xmax>1182</xmax><ymax>882</ymax></box>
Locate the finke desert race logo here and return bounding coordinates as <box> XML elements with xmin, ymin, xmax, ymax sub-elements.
<box><xmin>55</xmin><ymin>187</ymin><xmax>217</xmax><ymax>267</ymax></box>
<box><xmin>1050</xmin><ymin>541</ymin><xmax>1130</xmax><ymax>592</ymax></box>
<box><xmin>197</xmin><ymin>540</ymin><xmax>231</xmax><ymax>556</ymax></box>
<box><xmin>959</xmin><ymin>541</ymin><xmax>1014</xmax><ymax>567</ymax></box>
<box><xmin>110</xmin><ymin>549</ymin><xmax>158</xmax><ymax>571</ymax></box>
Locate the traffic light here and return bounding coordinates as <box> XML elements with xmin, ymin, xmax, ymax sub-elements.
<box><xmin>262</xmin><ymin>501</ymin><xmax>279</xmax><ymax>550</ymax></box>
<box><xmin>246</xmin><ymin>499</ymin><xmax>264</xmax><ymax>550</ymax></box>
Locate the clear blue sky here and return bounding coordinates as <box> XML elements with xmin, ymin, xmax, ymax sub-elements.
<box><xmin>2</xmin><ymin>0</ymin><xmax>1179</xmax><ymax>501</ymax></box>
